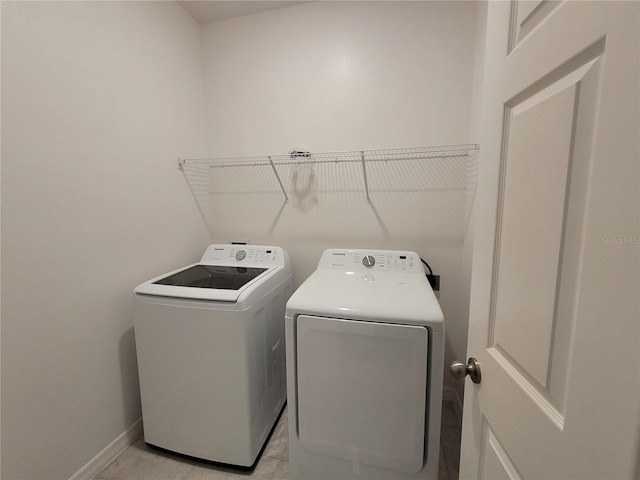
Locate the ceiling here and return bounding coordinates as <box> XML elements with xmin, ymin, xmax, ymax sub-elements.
<box><xmin>178</xmin><ymin>1</ymin><xmax>308</xmax><ymax>24</ymax></box>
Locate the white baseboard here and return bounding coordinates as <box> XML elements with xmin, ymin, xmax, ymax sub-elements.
<box><xmin>442</xmin><ymin>386</ymin><xmax>463</xmax><ymax>425</ymax></box>
<box><xmin>68</xmin><ymin>418</ymin><xmax>143</xmax><ymax>480</ymax></box>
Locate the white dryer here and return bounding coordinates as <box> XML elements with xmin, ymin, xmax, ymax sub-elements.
<box><xmin>285</xmin><ymin>248</ymin><xmax>444</xmax><ymax>479</ymax></box>
<box><xmin>133</xmin><ymin>245</ymin><xmax>292</xmax><ymax>468</ymax></box>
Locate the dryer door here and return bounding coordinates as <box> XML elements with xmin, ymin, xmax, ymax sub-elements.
<box><xmin>296</xmin><ymin>315</ymin><xmax>429</xmax><ymax>474</ymax></box>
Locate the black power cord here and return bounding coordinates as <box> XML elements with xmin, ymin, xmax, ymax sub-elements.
<box><xmin>420</xmin><ymin>257</ymin><xmax>433</xmax><ymax>275</ymax></box>
<box><xmin>420</xmin><ymin>257</ymin><xmax>440</xmax><ymax>291</ymax></box>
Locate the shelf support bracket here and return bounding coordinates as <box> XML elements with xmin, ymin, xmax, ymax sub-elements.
<box><xmin>268</xmin><ymin>156</ymin><xmax>289</xmax><ymax>203</ymax></box>
<box><xmin>360</xmin><ymin>151</ymin><xmax>371</xmax><ymax>203</ymax></box>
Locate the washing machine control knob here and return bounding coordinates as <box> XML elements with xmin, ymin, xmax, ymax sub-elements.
<box><xmin>362</xmin><ymin>255</ymin><xmax>376</xmax><ymax>268</ymax></box>
<box><xmin>235</xmin><ymin>249</ymin><xmax>247</xmax><ymax>261</ymax></box>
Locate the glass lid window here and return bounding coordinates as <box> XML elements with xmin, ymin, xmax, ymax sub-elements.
<box><xmin>153</xmin><ymin>265</ymin><xmax>268</xmax><ymax>290</ymax></box>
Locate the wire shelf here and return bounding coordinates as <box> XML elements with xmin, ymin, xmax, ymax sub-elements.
<box><xmin>179</xmin><ymin>144</ymin><xmax>479</xmax><ymax>203</ymax></box>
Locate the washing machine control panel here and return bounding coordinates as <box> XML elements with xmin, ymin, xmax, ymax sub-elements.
<box><xmin>319</xmin><ymin>249</ymin><xmax>423</xmax><ymax>273</ymax></box>
<box><xmin>200</xmin><ymin>245</ymin><xmax>287</xmax><ymax>267</ymax></box>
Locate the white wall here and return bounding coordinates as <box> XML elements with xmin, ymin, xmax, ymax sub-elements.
<box><xmin>453</xmin><ymin>0</ymin><xmax>489</xmax><ymax>405</ymax></box>
<box><xmin>1</xmin><ymin>2</ymin><xmax>482</xmax><ymax>477</ymax></box>
<box><xmin>200</xmin><ymin>1</ymin><xmax>479</xmax><ymax>396</ymax></box>
<box><xmin>203</xmin><ymin>1</ymin><xmax>477</xmax><ymax>156</ymax></box>
<box><xmin>1</xmin><ymin>2</ymin><xmax>209</xmax><ymax>478</ymax></box>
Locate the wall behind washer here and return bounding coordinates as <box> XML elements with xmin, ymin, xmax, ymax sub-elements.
<box><xmin>200</xmin><ymin>1</ymin><xmax>479</xmax><ymax>400</ymax></box>
<box><xmin>1</xmin><ymin>2</ymin><xmax>209</xmax><ymax>478</ymax></box>
<box><xmin>203</xmin><ymin>1</ymin><xmax>476</xmax><ymax>156</ymax></box>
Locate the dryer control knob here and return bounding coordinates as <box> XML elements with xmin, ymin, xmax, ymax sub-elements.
<box><xmin>362</xmin><ymin>255</ymin><xmax>376</xmax><ymax>267</ymax></box>
<box><xmin>235</xmin><ymin>250</ymin><xmax>246</xmax><ymax>261</ymax></box>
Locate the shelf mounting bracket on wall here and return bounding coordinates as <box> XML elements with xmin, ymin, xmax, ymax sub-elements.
<box><xmin>360</xmin><ymin>151</ymin><xmax>371</xmax><ymax>203</ymax></box>
<box><xmin>268</xmin><ymin>156</ymin><xmax>289</xmax><ymax>203</ymax></box>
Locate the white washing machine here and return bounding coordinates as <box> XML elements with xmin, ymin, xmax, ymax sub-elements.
<box><xmin>285</xmin><ymin>248</ymin><xmax>444</xmax><ymax>479</ymax></box>
<box><xmin>133</xmin><ymin>245</ymin><xmax>292</xmax><ymax>468</ymax></box>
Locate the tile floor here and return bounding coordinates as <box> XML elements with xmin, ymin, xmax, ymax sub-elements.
<box><xmin>97</xmin><ymin>401</ymin><xmax>461</xmax><ymax>480</ymax></box>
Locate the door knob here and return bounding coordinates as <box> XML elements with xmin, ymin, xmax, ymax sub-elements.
<box><xmin>450</xmin><ymin>357</ymin><xmax>481</xmax><ymax>384</ymax></box>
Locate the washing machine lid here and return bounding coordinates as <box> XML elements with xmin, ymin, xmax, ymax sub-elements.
<box><xmin>152</xmin><ymin>264</ymin><xmax>268</xmax><ymax>290</ymax></box>
<box><xmin>135</xmin><ymin>264</ymin><xmax>275</xmax><ymax>302</ymax></box>
<box><xmin>134</xmin><ymin>244</ymin><xmax>290</xmax><ymax>302</ymax></box>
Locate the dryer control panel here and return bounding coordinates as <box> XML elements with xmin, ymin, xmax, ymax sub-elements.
<box><xmin>318</xmin><ymin>249</ymin><xmax>423</xmax><ymax>273</ymax></box>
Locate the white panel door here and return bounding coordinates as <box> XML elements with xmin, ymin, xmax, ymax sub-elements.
<box><xmin>460</xmin><ymin>1</ymin><xmax>639</xmax><ymax>479</ymax></box>
<box><xmin>296</xmin><ymin>315</ymin><xmax>429</xmax><ymax>474</ymax></box>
